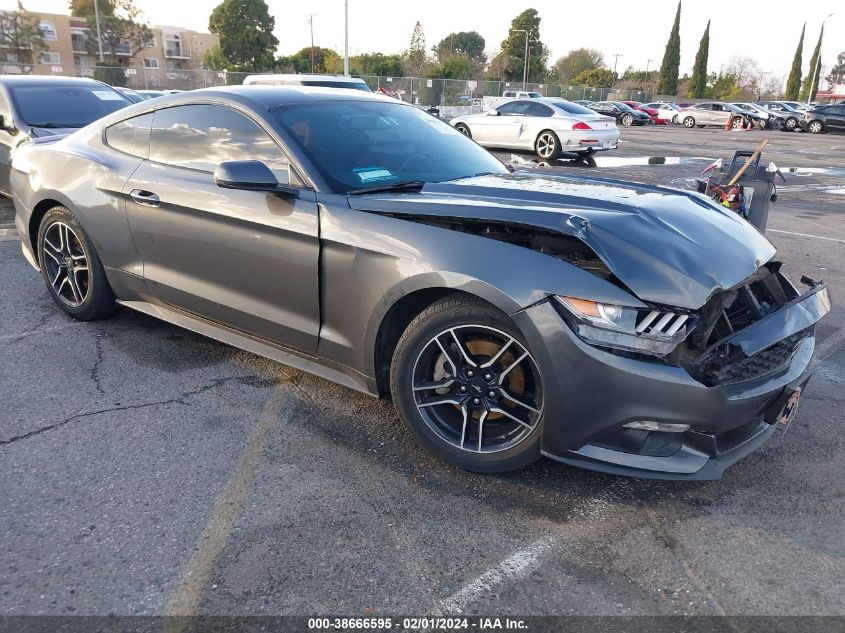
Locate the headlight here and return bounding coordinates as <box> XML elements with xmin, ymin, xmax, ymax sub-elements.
<box><xmin>555</xmin><ymin>296</ymin><xmax>692</xmax><ymax>357</ymax></box>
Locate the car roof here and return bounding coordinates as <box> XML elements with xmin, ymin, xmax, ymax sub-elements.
<box><xmin>0</xmin><ymin>75</ymin><xmax>108</xmax><ymax>88</ymax></box>
<box><xmin>243</xmin><ymin>73</ymin><xmax>368</xmax><ymax>84</ymax></box>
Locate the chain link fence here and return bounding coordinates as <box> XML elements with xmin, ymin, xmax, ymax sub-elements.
<box><xmin>2</xmin><ymin>63</ymin><xmax>651</xmax><ymax>106</ymax></box>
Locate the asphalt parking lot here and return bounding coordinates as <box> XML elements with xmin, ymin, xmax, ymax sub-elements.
<box><xmin>1</xmin><ymin>125</ymin><xmax>843</xmax><ymax>623</ymax></box>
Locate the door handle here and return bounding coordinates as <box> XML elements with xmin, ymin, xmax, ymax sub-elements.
<box><xmin>130</xmin><ymin>189</ymin><xmax>160</xmax><ymax>207</ymax></box>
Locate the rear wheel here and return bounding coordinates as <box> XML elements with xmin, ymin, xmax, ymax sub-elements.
<box><xmin>731</xmin><ymin>117</ymin><xmax>743</xmax><ymax>129</ymax></box>
<box><xmin>391</xmin><ymin>295</ymin><xmax>543</xmax><ymax>473</ymax></box>
<box><xmin>683</xmin><ymin>116</ymin><xmax>696</xmax><ymax>128</ymax></box>
<box><xmin>785</xmin><ymin>117</ymin><xmax>798</xmax><ymax>131</ymax></box>
<box><xmin>534</xmin><ymin>130</ymin><xmax>560</xmax><ymax>160</ymax></box>
<box><xmin>37</xmin><ymin>206</ymin><xmax>116</xmax><ymax>321</ymax></box>
<box><xmin>455</xmin><ymin>123</ymin><xmax>472</xmax><ymax>138</ymax></box>
<box><xmin>808</xmin><ymin>120</ymin><xmax>823</xmax><ymax>134</ymax></box>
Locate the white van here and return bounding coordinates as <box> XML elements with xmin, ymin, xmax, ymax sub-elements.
<box><xmin>242</xmin><ymin>74</ymin><xmax>372</xmax><ymax>92</ymax></box>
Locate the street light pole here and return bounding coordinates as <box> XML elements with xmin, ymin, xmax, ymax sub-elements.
<box><xmin>93</xmin><ymin>0</ymin><xmax>104</xmax><ymax>62</ymax></box>
<box><xmin>308</xmin><ymin>13</ymin><xmax>316</xmax><ymax>73</ymax></box>
<box><xmin>612</xmin><ymin>53</ymin><xmax>622</xmax><ymax>79</ymax></box>
<box><xmin>343</xmin><ymin>0</ymin><xmax>349</xmax><ymax>76</ymax></box>
<box><xmin>808</xmin><ymin>13</ymin><xmax>834</xmax><ymax>104</ymax></box>
<box><xmin>511</xmin><ymin>29</ymin><xmax>528</xmax><ymax>89</ymax></box>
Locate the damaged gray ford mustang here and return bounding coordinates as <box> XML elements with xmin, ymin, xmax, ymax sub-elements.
<box><xmin>10</xmin><ymin>87</ymin><xmax>831</xmax><ymax>479</ymax></box>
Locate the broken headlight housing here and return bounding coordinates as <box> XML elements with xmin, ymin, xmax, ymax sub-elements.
<box><xmin>555</xmin><ymin>296</ymin><xmax>692</xmax><ymax>357</ymax></box>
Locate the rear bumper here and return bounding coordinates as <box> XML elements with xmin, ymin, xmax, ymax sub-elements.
<box><xmin>512</xmin><ymin>285</ymin><xmax>829</xmax><ymax>480</ymax></box>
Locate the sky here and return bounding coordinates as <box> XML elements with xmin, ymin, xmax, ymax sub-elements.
<box><xmin>5</xmin><ymin>0</ymin><xmax>843</xmax><ymax>85</ymax></box>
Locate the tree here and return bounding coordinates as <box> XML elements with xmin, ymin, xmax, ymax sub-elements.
<box><xmin>83</xmin><ymin>0</ymin><xmax>152</xmax><ymax>63</ymax></box>
<box><xmin>0</xmin><ymin>10</ymin><xmax>48</xmax><ymax>72</ymax></box>
<box><xmin>285</xmin><ymin>47</ymin><xmax>341</xmax><ymax>74</ymax></box>
<box><xmin>688</xmin><ymin>20</ymin><xmax>709</xmax><ymax>98</ymax></box>
<box><xmin>800</xmin><ymin>24</ymin><xmax>823</xmax><ymax>101</ymax></box>
<box><xmin>656</xmin><ymin>1</ymin><xmax>681</xmax><ymax>95</ymax></box>
<box><xmin>209</xmin><ymin>0</ymin><xmax>278</xmax><ymax>71</ymax></box>
<box><xmin>351</xmin><ymin>52</ymin><xmax>403</xmax><ymax>77</ymax></box>
<box><xmin>69</xmin><ymin>0</ymin><xmax>115</xmax><ymax>16</ymax></box>
<box><xmin>430</xmin><ymin>53</ymin><xmax>474</xmax><ymax>80</ymax></box>
<box><xmin>551</xmin><ymin>48</ymin><xmax>604</xmax><ymax>84</ymax></box>
<box><xmin>403</xmin><ymin>21</ymin><xmax>428</xmax><ymax>76</ymax></box>
<box><xmin>784</xmin><ymin>23</ymin><xmax>804</xmax><ymax>100</ymax></box>
<box><xmin>203</xmin><ymin>45</ymin><xmax>228</xmax><ymax>70</ymax></box>
<box><xmin>706</xmin><ymin>72</ymin><xmax>741</xmax><ymax>101</ymax></box>
<box><xmin>826</xmin><ymin>51</ymin><xmax>845</xmax><ymax>86</ymax></box>
<box><xmin>499</xmin><ymin>9</ymin><xmax>548</xmax><ymax>83</ymax></box>
<box><xmin>571</xmin><ymin>68</ymin><xmax>615</xmax><ymax>88</ymax></box>
<box><xmin>433</xmin><ymin>31</ymin><xmax>485</xmax><ymax>63</ymax></box>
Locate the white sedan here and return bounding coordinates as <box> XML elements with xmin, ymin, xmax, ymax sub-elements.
<box><xmin>450</xmin><ymin>98</ymin><xmax>619</xmax><ymax>160</ymax></box>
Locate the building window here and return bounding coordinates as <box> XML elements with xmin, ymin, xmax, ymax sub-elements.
<box><xmin>114</xmin><ymin>40</ymin><xmax>132</xmax><ymax>56</ymax></box>
<box><xmin>41</xmin><ymin>52</ymin><xmax>61</xmax><ymax>64</ymax></box>
<box><xmin>40</xmin><ymin>21</ymin><xmax>57</xmax><ymax>41</ymax></box>
<box><xmin>71</xmin><ymin>30</ymin><xmax>88</xmax><ymax>53</ymax></box>
<box><xmin>143</xmin><ymin>58</ymin><xmax>159</xmax><ymax>69</ymax></box>
<box><xmin>145</xmin><ymin>36</ymin><xmax>157</xmax><ymax>48</ymax></box>
<box><xmin>164</xmin><ymin>34</ymin><xmax>183</xmax><ymax>58</ymax></box>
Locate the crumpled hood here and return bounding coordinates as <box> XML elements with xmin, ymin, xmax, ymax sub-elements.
<box><xmin>348</xmin><ymin>172</ymin><xmax>776</xmax><ymax>309</ymax></box>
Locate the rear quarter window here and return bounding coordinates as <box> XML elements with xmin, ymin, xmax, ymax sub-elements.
<box><xmin>104</xmin><ymin>113</ymin><xmax>153</xmax><ymax>158</ymax></box>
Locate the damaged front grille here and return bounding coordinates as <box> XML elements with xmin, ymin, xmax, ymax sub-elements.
<box><xmin>682</xmin><ymin>263</ymin><xmax>807</xmax><ymax>386</ymax></box>
<box><xmin>702</xmin><ymin>331</ymin><xmax>809</xmax><ymax>386</ymax></box>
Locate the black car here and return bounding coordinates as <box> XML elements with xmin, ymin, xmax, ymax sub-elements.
<box><xmin>800</xmin><ymin>104</ymin><xmax>845</xmax><ymax>134</ymax></box>
<box><xmin>588</xmin><ymin>101</ymin><xmax>650</xmax><ymax>126</ymax></box>
<box><xmin>0</xmin><ymin>76</ymin><xmax>131</xmax><ymax>196</ymax></box>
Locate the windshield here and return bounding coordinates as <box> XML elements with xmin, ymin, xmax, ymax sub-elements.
<box><xmin>11</xmin><ymin>84</ymin><xmax>130</xmax><ymax>127</ymax></box>
<box><xmin>547</xmin><ymin>99</ymin><xmax>595</xmax><ymax>115</ymax></box>
<box><xmin>612</xmin><ymin>102</ymin><xmax>636</xmax><ymax>112</ymax></box>
<box><xmin>272</xmin><ymin>100</ymin><xmax>508</xmax><ymax>194</ymax></box>
<box><xmin>527</xmin><ymin>92</ymin><xmax>543</xmax><ymax>98</ymax></box>
<box><xmin>301</xmin><ymin>80</ymin><xmax>373</xmax><ymax>92</ymax></box>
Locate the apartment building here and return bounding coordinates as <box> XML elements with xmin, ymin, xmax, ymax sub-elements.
<box><xmin>0</xmin><ymin>9</ymin><xmax>219</xmax><ymax>90</ymax></box>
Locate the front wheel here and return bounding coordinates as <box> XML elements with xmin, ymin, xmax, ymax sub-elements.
<box><xmin>621</xmin><ymin>113</ymin><xmax>634</xmax><ymax>127</ymax></box>
<box><xmin>390</xmin><ymin>295</ymin><xmax>543</xmax><ymax>473</ymax></box>
<box><xmin>534</xmin><ymin>130</ymin><xmax>560</xmax><ymax>160</ymax></box>
<box><xmin>808</xmin><ymin>120</ymin><xmax>823</xmax><ymax>134</ymax></box>
<box><xmin>683</xmin><ymin>116</ymin><xmax>696</xmax><ymax>128</ymax></box>
<box><xmin>37</xmin><ymin>206</ymin><xmax>116</xmax><ymax>321</ymax></box>
<box><xmin>455</xmin><ymin>123</ymin><xmax>472</xmax><ymax>138</ymax></box>
<box><xmin>785</xmin><ymin>117</ymin><xmax>798</xmax><ymax>130</ymax></box>
<box><xmin>731</xmin><ymin>117</ymin><xmax>743</xmax><ymax>129</ymax></box>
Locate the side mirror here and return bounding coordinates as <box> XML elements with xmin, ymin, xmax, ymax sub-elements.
<box><xmin>213</xmin><ymin>160</ymin><xmax>298</xmax><ymax>197</ymax></box>
<box><xmin>486</xmin><ymin>109</ymin><xmax>499</xmax><ymax>116</ymax></box>
<box><xmin>766</xmin><ymin>162</ymin><xmax>779</xmax><ymax>173</ymax></box>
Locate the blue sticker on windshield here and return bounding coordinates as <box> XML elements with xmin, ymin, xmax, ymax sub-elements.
<box><xmin>354</xmin><ymin>167</ymin><xmax>395</xmax><ymax>183</ymax></box>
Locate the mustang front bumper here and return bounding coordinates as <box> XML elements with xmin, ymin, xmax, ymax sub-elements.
<box><xmin>512</xmin><ymin>284</ymin><xmax>830</xmax><ymax>480</ymax></box>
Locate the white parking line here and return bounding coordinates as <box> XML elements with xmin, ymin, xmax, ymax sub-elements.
<box><xmin>767</xmin><ymin>229</ymin><xmax>845</xmax><ymax>244</ymax></box>
<box><xmin>437</xmin><ymin>534</ymin><xmax>558</xmax><ymax>614</ymax></box>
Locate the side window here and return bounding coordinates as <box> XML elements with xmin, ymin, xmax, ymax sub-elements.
<box><xmin>497</xmin><ymin>102</ymin><xmax>520</xmax><ymax>114</ymax></box>
<box><xmin>526</xmin><ymin>103</ymin><xmax>552</xmax><ymax>117</ymax></box>
<box><xmin>149</xmin><ymin>104</ymin><xmax>293</xmax><ymax>182</ymax></box>
<box><xmin>104</xmin><ymin>113</ymin><xmax>153</xmax><ymax>158</ymax></box>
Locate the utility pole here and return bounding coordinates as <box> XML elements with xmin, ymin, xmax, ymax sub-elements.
<box><xmin>612</xmin><ymin>53</ymin><xmax>622</xmax><ymax>80</ymax></box>
<box><xmin>808</xmin><ymin>13</ymin><xmax>834</xmax><ymax>103</ymax></box>
<box><xmin>511</xmin><ymin>29</ymin><xmax>528</xmax><ymax>89</ymax></box>
<box><xmin>93</xmin><ymin>0</ymin><xmax>104</xmax><ymax>62</ymax></box>
<box><xmin>343</xmin><ymin>0</ymin><xmax>349</xmax><ymax>76</ymax></box>
<box><xmin>645</xmin><ymin>58</ymin><xmax>653</xmax><ymax>86</ymax></box>
<box><xmin>308</xmin><ymin>13</ymin><xmax>316</xmax><ymax>73</ymax></box>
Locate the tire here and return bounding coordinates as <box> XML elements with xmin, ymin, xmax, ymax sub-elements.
<box><xmin>390</xmin><ymin>295</ymin><xmax>543</xmax><ymax>473</ymax></box>
<box><xmin>534</xmin><ymin>130</ymin><xmax>560</xmax><ymax>160</ymax></box>
<box><xmin>621</xmin><ymin>113</ymin><xmax>633</xmax><ymax>127</ymax></box>
<box><xmin>731</xmin><ymin>117</ymin><xmax>743</xmax><ymax>129</ymax></box>
<box><xmin>785</xmin><ymin>117</ymin><xmax>798</xmax><ymax>131</ymax></box>
<box><xmin>672</xmin><ymin>115</ymin><xmax>679</xmax><ymax>124</ymax></box>
<box><xmin>683</xmin><ymin>116</ymin><xmax>696</xmax><ymax>128</ymax></box>
<box><xmin>808</xmin><ymin>120</ymin><xmax>823</xmax><ymax>134</ymax></box>
<box><xmin>37</xmin><ymin>206</ymin><xmax>116</xmax><ymax>321</ymax></box>
<box><xmin>455</xmin><ymin>123</ymin><xmax>472</xmax><ymax>138</ymax></box>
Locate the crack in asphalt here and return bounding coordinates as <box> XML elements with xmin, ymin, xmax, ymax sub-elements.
<box><xmin>1</xmin><ymin>309</ymin><xmax>56</xmax><ymax>346</ymax></box>
<box><xmin>0</xmin><ymin>374</ymin><xmax>269</xmax><ymax>447</ymax></box>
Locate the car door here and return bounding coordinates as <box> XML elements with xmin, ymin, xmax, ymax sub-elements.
<box><xmin>123</xmin><ymin>103</ymin><xmax>321</xmax><ymax>354</ymax></box>
<box><xmin>479</xmin><ymin>101</ymin><xmax>527</xmax><ymax>145</ymax></box>
<box><xmin>826</xmin><ymin>105</ymin><xmax>845</xmax><ymax>131</ymax></box>
<box><xmin>711</xmin><ymin>103</ymin><xmax>732</xmax><ymax>126</ymax></box>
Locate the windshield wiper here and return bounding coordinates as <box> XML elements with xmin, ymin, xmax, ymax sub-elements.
<box><xmin>348</xmin><ymin>180</ymin><xmax>426</xmax><ymax>195</ymax></box>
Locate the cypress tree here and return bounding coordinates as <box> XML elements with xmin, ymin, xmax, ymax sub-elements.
<box><xmin>784</xmin><ymin>24</ymin><xmax>805</xmax><ymax>100</ymax></box>
<box><xmin>799</xmin><ymin>24</ymin><xmax>824</xmax><ymax>101</ymax></box>
<box><xmin>656</xmin><ymin>2</ymin><xmax>682</xmax><ymax>95</ymax></box>
<box><xmin>689</xmin><ymin>20</ymin><xmax>710</xmax><ymax>98</ymax></box>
